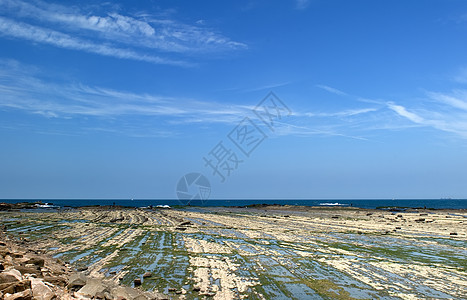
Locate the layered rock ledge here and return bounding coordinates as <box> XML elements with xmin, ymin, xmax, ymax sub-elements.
<box><xmin>0</xmin><ymin>227</ymin><xmax>166</xmax><ymax>300</ymax></box>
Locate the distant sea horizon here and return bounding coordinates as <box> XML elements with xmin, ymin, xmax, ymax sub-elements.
<box><xmin>1</xmin><ymin>199</ymin><xmax>467</xmax><ymax>210</ymax></box>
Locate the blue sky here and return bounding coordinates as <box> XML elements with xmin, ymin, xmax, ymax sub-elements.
<box><xmin>1</xmin><ymin>0</ymin><xmax>467</xmax><ymax>199</ymax></box>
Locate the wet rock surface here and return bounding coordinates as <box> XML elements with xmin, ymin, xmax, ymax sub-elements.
<box><xmin>0</xmin><ymin>205</ymin><xmax>466</xmax><ymax>299</ymax></box>
<box><xmin>0</xmin><ymin>227</ymin><xmax>165</xmax><ymax>299</ymax></box>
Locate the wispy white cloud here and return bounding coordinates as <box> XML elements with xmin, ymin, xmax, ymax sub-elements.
<box><xmin>245</xmin><ymin>81</ymin><xmax>291</xmax><ymax>92</ymax></box>
<box><xmin>387</xmin><ymin>102</ymin><xmax>425</xmax><ymax>123</ymax></box>
<box><xmin>2</xmin><ymin>59</ymin><xmax>467</xmax><ymax>140</ymax></box>
<box><xmin>295</xmin><ymin>0</ymin><xmax>310</xmax><ymax>10</ymax></box>
<box><xmin>310</xmin><ymin>82</ymin><xmax>467</xmax><ymax>139</ymax></box>
<box><xmin>271</xmin><ymin>120</ymin><xmax>370</xmax><ymax>141</ymax></box>
<box><xmin>32</xmin><ymin>110</ymin><xmax>59</xmax><ymax>118</ymax></box>
<box><xmin>453</xmin><ymin>67</ymin><xmax>467</xmax><ymax>84</ymax></box>
<box><xmin>316</xmin><ymin>84</ymin><xmax>348</xmax><ymax>96</ymax></box>
<box><xmin>0</xmin><ymin>17</ymin><xmax>186</xmax><ymax>66</ymax></box>
<box><xmin>428</xmin><ymin>90</ymin><xmax>467</xmax><ymax>111</ymax></box>
<box><xmin>304</xmin><ymin>108</ymin><xmax>377</xmax><ymax>118</ymax></box>
<box><xmin>220</xmin><ymin>82</ymin><xmax>291</xmax><ymax>93</ymax></box>
<box><xmin>1</xmin><ymin>60</ymin><xmax>380</xmax><ymax>139</ymax></box>
<box><xmin>0</xmin><ymin>59</ymin><xmax>250</xmax><ymax>125</ymax></box>
<box><xmin>386</xmin><ymin>92</ymin><xmax>467</xmax><ymax>138</ymax></box>
<box><xmin>1</xmin><ymin>0</ymin><xmax>154</xmax><ymax>36</ymax></box>
<box><xmin>0</xmin><ymin>0</ymin><xmax>246</xmax><ymax>64</ymax></box>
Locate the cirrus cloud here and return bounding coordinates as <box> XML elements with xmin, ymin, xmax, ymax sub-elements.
<box><xmin>0</xmin><ymin>0</ymin><xmax>247</xmax><ymax>65</ymax></box>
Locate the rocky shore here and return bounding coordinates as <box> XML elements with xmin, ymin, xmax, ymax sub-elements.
<box><xmin>0</xmin><ymin>204</ymin><xmax>466</xmax><ymax>299</ymax></box>
<box><xmin>0</xmin><ymin>226</ymin><xmax>165</xmax><ymax>299</ymax></box>
<box><xmin>0</xmin><ymin>202</ymin><xmax>44</xmax><ymax>211</ymax></box>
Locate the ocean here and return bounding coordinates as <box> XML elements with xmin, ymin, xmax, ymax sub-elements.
<box><xmin>1</xmin><ymin>199</ymin><xmax>467</xmax><ymax>209</ymax></box>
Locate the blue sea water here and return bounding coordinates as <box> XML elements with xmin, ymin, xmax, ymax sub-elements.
<box><xmin>1</xmin><ymin>199</ymin><xmax>467</xmax><ymax>209</ymax></box>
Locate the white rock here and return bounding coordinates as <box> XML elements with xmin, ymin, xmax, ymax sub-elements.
<box><xmin>76</xmin><ymin>278</ymin><xmax>107</xmax><ymax>298</ymax></box>
<box><xmin>2</xmin><ymin>269</ymin><xmax>22</xmax><ymax>281</ymax></box>
<box><xmin>31</xmin><ymin>277</ymin><xmax>54</xmax><ymax>300</ymax></box>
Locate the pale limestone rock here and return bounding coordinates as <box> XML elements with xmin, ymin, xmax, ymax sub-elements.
<box><xmin>76</xmin><ymin>278</ymin><xmax>108</xmax><ymax>298</ymax></box>
<box><xmin>31</xmin><ymin>277</ymin><xmax>54</xmax><ymax>300</ymax></box>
